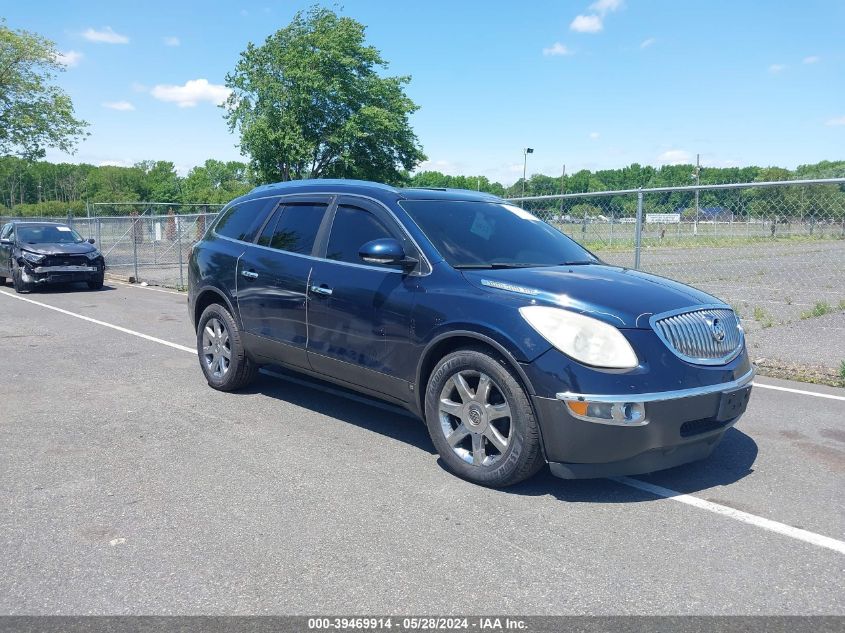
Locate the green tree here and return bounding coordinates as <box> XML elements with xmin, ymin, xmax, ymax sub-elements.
<box><xmin>0</xmin><ymin>20</ymin><xmax>88</xmax><ymax>159</ymax></box>
<box><xmin>182</xmin><ymin>159</ymin><xmax>253</xmax><ymax>203</ymax></box>
<box><xmin>223</xmin><ymin>6</ymin><xmax>425</xmax><ymax>185</ymax></box>
<box><xmin>135</xmin><ymin>160</ymin><xmax>181</xmax><ymax>202</ymax></box>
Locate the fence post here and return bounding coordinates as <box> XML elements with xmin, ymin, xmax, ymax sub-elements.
<box><xmin>634</xmin><ymin>189</ymin><xmax>644</xmax><ymax>270</ymax></box>
<box><xmin>177</xmin><ymin>217</ymin><xmax>184</xmax><ymax>289</ymax></box>
<box><xmin>609</xmin><ymin>208</ymin><xmax>614</xmax><ymax>246</ymax></box>
<box><xmin>132</xmin><ymin>216</ymin><xmax>140</xmax><ymax>283</ymax></box>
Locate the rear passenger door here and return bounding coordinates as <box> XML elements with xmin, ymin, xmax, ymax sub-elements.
<box><xmin>237</xmin><ymin>195</ymin><xmax>332</xmax><ymax>370</ymax></box>
<box><xmin>306</xmin><ymin>196</ymin><xmax>421</xmax><ymax>402</ymax></box>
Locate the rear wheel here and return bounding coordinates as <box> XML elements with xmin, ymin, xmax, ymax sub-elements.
<box><xmin>196</xmin><ymin>303</ymin><xmax>258</xmax><ymax>391</ymax></box>
<box><xmin>0</xmin><ymin>275</ymin><xmax>5</xmax><ymax>286</ymax></box>
<box><xmin>424</xmin><ymin>347</ymin><xmax>545</xmax><ymax>487</ymax></box>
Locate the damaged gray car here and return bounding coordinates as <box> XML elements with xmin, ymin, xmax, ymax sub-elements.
<box><xmin>0</xmin><ymin>221</ymin><xmax>105</xmax><ymax>293</ymax></box>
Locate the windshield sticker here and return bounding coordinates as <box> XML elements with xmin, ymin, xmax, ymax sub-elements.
<box><xmin>56</xmin><ymin>226</ymin><xmax>71</xmax><ymax>231</ymax></box>
<box><xmin>470</xmin><ymin>212</ymin><xmax>494</xmax><ymax>240</ymax></box>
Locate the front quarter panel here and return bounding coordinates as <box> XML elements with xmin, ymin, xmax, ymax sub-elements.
<box><xmin>412</xmin><ymin>263</ymin><xmax>553</xmax><ymax>365</ymax></box>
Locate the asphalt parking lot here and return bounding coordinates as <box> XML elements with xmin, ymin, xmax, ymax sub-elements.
<box><xmin>0</xmin><ymin>281</ymin><xmax>843</xmax><ymax>615</ymax></box>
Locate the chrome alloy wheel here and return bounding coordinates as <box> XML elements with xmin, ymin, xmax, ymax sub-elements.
<box><xmin>438</xmin><ymin>370</ymin><xmax>512</xmax><ymax>466</ymax></box>
<box><xmin>202</xmin><ymin>317</ymin><xmax>231</xmax><ymax>379</ymax></box>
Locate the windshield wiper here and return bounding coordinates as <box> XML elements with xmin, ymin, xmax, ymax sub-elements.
<box><xmin>559</xmin><ymin>260</ymin><xmax>597</xmax><ymax>266</ymax></box>
<box><xmin>453</xmin><ymin>263</ymin><xmax>549</xmax><ymax>270</ymax></box>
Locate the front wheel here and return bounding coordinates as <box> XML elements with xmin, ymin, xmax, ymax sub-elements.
<box><xmin>87</xmin><ymin>275</ymin><xmax>104</xmax><ymax>290</ymax></box>
<box><xmin>196</xmin><ymin>303</ymin><xmax>258</xmax><ymax>391</ymax></box>
<box><xmin>424</xmin><ymin>347</ymin><xmax>545</xmax><ymax>487</ymax></box>
<box><xmin>12</xmin><ymin>262</ymin><xmax>31</xmax><ymax>294</ymax></box>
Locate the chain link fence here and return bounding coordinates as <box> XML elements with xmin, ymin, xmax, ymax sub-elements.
<box><xmin>2</xmin><ymin>181</ymin><xmax>843</xmax><ymax>378</ymax></box>
<box><xmin>511</xmin><ymin>178</ymin><xmax>845</xmax><ymax>378</ymax></box>
<box><xmin>0</xmin><ymin>203</ymin><xmax>224</xmax><ymax>289</ymax></box>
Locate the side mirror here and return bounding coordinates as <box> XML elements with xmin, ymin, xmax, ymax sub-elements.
<box><xmin>0</xmin><ymin>238</ymin><xmax>11</xmax><ymax>245</ymax></box>
<box><xmin>87</xmin><ymin>238</ymin><xmax>96</xmax><ymax>244</ymax></box>
<box><xmin>358</xmin><ymin>238</ymin><xmax>417</xmax><ymax>270</ymax></box>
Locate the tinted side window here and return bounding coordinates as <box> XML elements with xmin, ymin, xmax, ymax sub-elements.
<box><xmin>0</xmin><ymin>224</ymin><xmax>11</xmax><ymax>240</ymax></box>
<box><xmin>260</xmin><ymin>202</ymin><xmax>327</xmax><ymax>254</ymax></box>
<box><xmin>326</xmin><ymin>205</ymin><xmax>394</xmax><ymax>264</ymax></box>
<box><xmin>214</xmin><ymin>198</ymin><xmax>276</xmax><ymax>242</ymax></box>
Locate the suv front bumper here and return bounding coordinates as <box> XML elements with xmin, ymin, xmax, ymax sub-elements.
<box><xmin>531</xmin><ymin>367</ymin><xmax>755</xmax><ymax>479</ymax></box>
<box><xmin>22</xmin><ymin>263</ymin><xmax>103</xmax><ymax>285</ymax></box>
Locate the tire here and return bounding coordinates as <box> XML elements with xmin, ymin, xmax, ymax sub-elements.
<box><xmin>12</xmin><ymin>262</ymin><xmax>31</xmax><ymax>294</ymax></box>
<box><xmin>196</xmin><ymin>303</ymin><xmax>258</xmax><ymax>391</ymax></box>
<box><xmin>87</xmin><ymin>275</ymin><xmax>104</xmax><ymax>290</ymax></box>
<box><xmin>0</xmin><ymin>276</ymin><xmax>5</xmax><ymax>286</ymax></box>
<box><xmin>424</xmin><ymin>347</ymin><xmax>545</xmax><ymax>487</ymax></box>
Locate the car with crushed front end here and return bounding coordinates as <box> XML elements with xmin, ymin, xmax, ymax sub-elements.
<box><xmin>0</xmin><ymin>221</ymin><xmax>105</xmax><ymax>293</ymax></box>
<box><xmin>187</xmin><ymin>180</ymin><xmax>753</xmax><ymax>487</ymax></box>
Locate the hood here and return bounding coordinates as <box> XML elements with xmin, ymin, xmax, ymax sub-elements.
<box><xmin>20</xmin><ymin>242</ymin><xmax>97</xmax><ymax>256</ymax></box>
<box><xmin>462</xmin><ymin>264</ymin><xmax>724</xmax><ymax>329</ymax></box>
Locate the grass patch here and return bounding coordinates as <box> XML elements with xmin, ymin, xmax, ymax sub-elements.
<box><xmin>801</xmin><ymin>302</ymin><xmax>834</xmax><ymax>320</ymax></box>
<box><xmin>753</xmin><ymin>306</ymin><xmax>774</xmax><ymax>329</ymax></box>
<box><xmin>840</xmin><ymin>361</ymin><xmax>845</xmax><ymax>381</ymax></box>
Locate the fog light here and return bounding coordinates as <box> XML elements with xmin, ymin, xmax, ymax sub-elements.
<box><xmin>565</xmin><ymin>400</ymin><xmax>646</xmax><ymax>426</ymax></box>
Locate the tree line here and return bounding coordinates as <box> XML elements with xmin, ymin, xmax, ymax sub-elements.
<box><xmin>2</xmin><ymin>155</ymin><xmax>842</xmax><ymax>218</ymax></box>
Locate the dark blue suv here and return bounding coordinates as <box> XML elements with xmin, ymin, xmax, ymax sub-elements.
<box><xmin>188</xmin><ymin>180</ymin><xmax>753</xmax><ymax>487</ymax></box>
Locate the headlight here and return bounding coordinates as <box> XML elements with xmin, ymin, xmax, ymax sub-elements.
<box><xmin>21</xmin><ymin>251</ymin><xmax>44</xmax><ymax>265</ymax></box>
<box><xmin>519</xmin><ymin>306</ymin><xmax>638</xmax><ymax>369</ymax></box>
<box><xmin>86</xmin><ymin>250</ymin><xmax>101</xmax><ymax>260</ymax></box>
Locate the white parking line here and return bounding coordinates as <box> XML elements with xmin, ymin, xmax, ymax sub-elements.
<box><xmin>2</xmin><ymin>287</ymin><xmax>844</xmax><ymax>556</ymax></box>
<box><xmin>613</xmin><ymin>476</ymin><xmax>845</xmax><ymax>555</ymax></box>
<box><xmin>752</xmin><ymin>382</ymin><xmax>845</xmax><ymax>401</ymax></box>
<box><xmin>0</xmin><ymin>290</ymin><xmax>195</xmax><ymax>354</ymax></box>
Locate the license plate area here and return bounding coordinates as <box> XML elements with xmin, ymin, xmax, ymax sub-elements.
<box><xmin>716</xmin><ymin>385</ymin><xmax>752</xmax><ymax>422</ymax></box>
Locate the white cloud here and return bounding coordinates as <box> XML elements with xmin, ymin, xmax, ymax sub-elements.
<box><xmin>589</xmin><ymin>0</ymin><xmax>623</xmax><ymax>15</ymax></box>
<box><xmin>803</xmin><ymin>55</ymin><xmax>820</xmax><ymax>64</ymax></box>
<box><xmin>640</xmin><ymin>37</ymin><xmax>656</xmax><ymax>49</ymax></box>
<box><xmin>768</xmin><ymin>64</ymin><xmax>786</xmax><ymax>74</ymax></box>
<box><xmin>657</xmin><ymin>150</ymin><xmax>692</xmax><ymax>165</ymax></box>
<box><xmin>589</xmin><ymin>132</ymin><xmax>600</xmax><ymax>140</ymax></box>
<box><xmin>82</xmin><ymin>26</ymin><xmax>129</xmax><ymax>44</ymax></box>
<box><xmin>415</xmin><ymin>160</ymin><xmax>466</xmax><ymax>176</ymax></box>
<box><xmin>163</xmin><ymin>36</ymin><xmax>180</xmax><ymax>47</ymax></box>
<box><xmin>543</xmin><ymin>42</ymin><xmax>573</xmax><ymax>56</ymax></box>
<box><xmin>151</xmin><ymin>79</ymin><xmax>231</xmax><ymax>107</ymax></box>
<box><xmin>825</xmin><ymin>116</ymin><xmax>845</xmax><ymax>127</ymax></box>
<box><xmin>54</xmin><ymin>50</ymin><xmax>83</xmax><ymax>67</ymax></box>
<box><xmin>98</xmin><ymin>160</ymin><xmax>133</xmax><ymax>168</ymax></box>
<box><xmin>570</xmin><ymin>14</ymin><xmax>603</xmax><ymax>33</ymax></box>
<box><xmin>102</xmin><ymin>101</ymin><xmax>135</xmax><ymax>111</ymax></box>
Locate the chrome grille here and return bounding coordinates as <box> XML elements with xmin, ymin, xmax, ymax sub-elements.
<box><xmin>652</xmin><ymin>307</ymin><xmax>744</xmax><ymax>365</ymax></box>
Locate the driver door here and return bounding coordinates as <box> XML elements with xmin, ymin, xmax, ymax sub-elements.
<box><xmin>0</xmin><ymin>224</ymin><xmax>13</xmax><ymax>278</ymax></box>
<box><xmin>306</xmin><ymin>197</ymin><xmax>421</xmax><ymax>403</ymax></box>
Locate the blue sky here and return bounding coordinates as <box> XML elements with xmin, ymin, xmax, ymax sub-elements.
<box><xmin>3</xmin><ymin>0</ymin><xmax>844</xmax><ymax>184</ymax></box>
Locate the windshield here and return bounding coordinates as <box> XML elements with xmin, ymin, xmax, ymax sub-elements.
<box><xmin>16</xmin><ymin>225</ymin><xmax>84</xmax><ymax>244</ymax></box>
<box><xmin>399</xmin><ymin>200</ymin><xmax>598</xmax><ymax>268</ymax></box>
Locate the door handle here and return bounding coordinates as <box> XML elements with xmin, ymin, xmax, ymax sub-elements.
<box><xmin>310</xmin><ymin>284</ymin><xmax>333</xmax><ymax>296</ymax></box>
<box><xmin>241</xmin><ymin>269</ymin><xmax>259</xmax><ymax>280</ymax></box>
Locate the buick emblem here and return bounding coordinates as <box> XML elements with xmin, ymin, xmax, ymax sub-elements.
<box><xmin>711</xmin><ymin>318</ymin><xmax>726</xmax><ymax>343</ymax></box>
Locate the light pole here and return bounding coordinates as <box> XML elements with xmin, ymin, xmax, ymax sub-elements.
<box><xmin>522</xmin><ymin>147</ymin><xmax>534</xmax><ymax>197</ymax></box>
